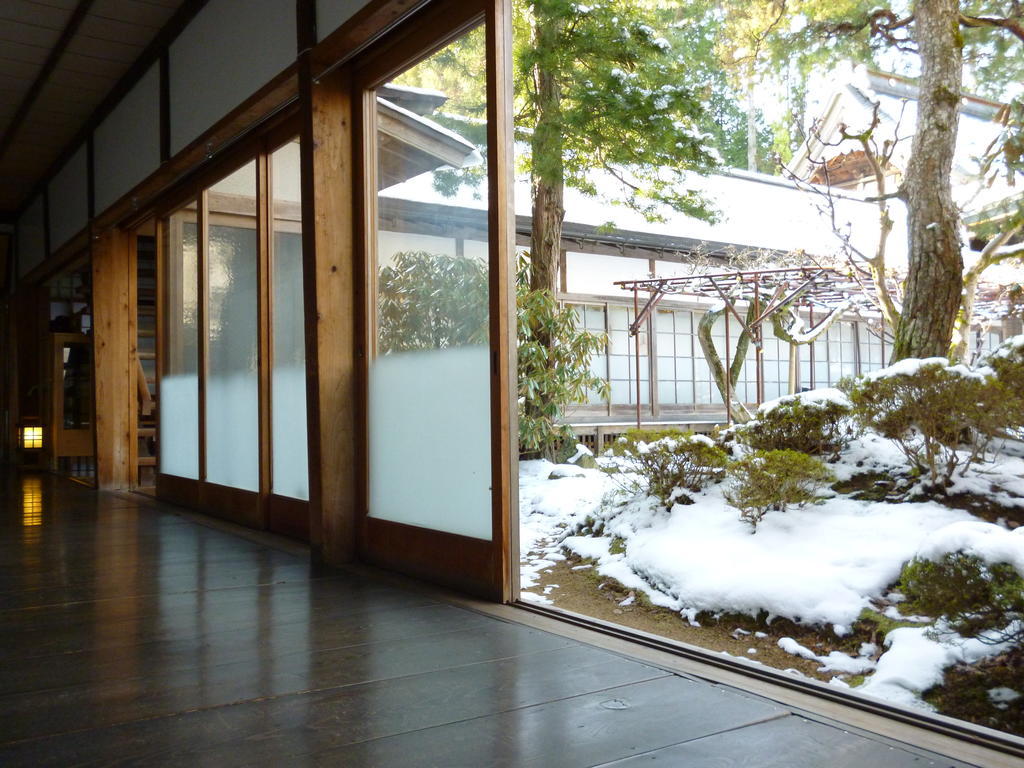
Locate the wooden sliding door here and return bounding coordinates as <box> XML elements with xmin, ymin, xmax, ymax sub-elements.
<box><xmin>156</xmin><ymin>127</ymin><xmax>311</xmax><ymax>539</ymax></box>
<box><xmin>355</xmin><ymin>0</ymin><xmax>515</xmax><ymax>600</ymax></box>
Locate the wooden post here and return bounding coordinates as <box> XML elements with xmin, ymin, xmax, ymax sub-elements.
<box><xmin>300</xmin><ymin>57</ymin><xmax>358</xmax><ymax>566</ymax></box>
<box><xmin>486</xmin><ymin>0</ymin><xmax>517</xmax><ymax>603</ymax></box>
<box><xmin>754</xmin><ymin>280</ymin><xmax>763</xmax><ymax>406</ymax></box>
<box><xmin>724</xmin><ymin>309</ymin><xmax>732</xmax><ymax>425</ymax></box>
<box><xmin>808</xmin><ymin>304</ymin><xmax>816</xmax><ymax>389</ymax></box>
<box><xmin>634</xmin><ymin>287</ymin><xmax>641</xmax><ymax>429</ymax></box>
<box><xmin>91</xmin><ymin>228</ymin><xmax>135</xmax><ymax>490</ymax></box>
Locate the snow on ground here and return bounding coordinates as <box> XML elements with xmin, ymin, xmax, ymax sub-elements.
<box><xmin>777</xmin><ymin>636</ymin><xmax>877</xmax><ymax>675</ymax></box>
<box><xmin>519</xmin><ymin>459</ymin><xmax>614</xmax><ymax>604</ymax></box>
<box><xmin>519</xmin><ymin>432</ymin><xmax>1024</xmax><ymax>711</ymax></box>
<box><xmin>858</xmin><ymin>626</ymin><xmax>1015</xmax><ymax>711</ymax></box>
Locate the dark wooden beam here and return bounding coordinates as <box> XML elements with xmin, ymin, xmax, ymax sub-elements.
<box><xmin>94</xmin><ymin>65</ymin><xmax>299</xmax><ymax>233</ymax></box>
<box><xmin>297</xmin><ymin>0</ymin><xmax>317</xmax><ymax>54</ymax></box>
<box><xmin>42</xmin><ymin>190</ymin><xmax>51</xmax><ymax>260</ymax></box>
<box><xmin>13</xmin><ymin>0</ymin><xmax>212</xmax><ymax>221</ymax></box>
<box><xmin>86</xmin><ymin>136</ymin><xmax>95</xmax><ymax>219</ymax></box>
<box><xmin>160</xmin><ymin>52</ymin><xmax>171</xmax><ymax>163</ymax></box>
<box><xmin>0</xmin><ymin>0</ymin><xmax>97</xmax><ymax>166</ymax></box>
<box><xmin>311</xmin><ymin>0</ymin><xmax>432</xmax><ymax>77</ymax></box>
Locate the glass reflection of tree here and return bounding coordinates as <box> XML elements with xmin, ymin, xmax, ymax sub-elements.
<box><xmin>208</xmin><ymin>225</ymin><xmax>258</xmax><ymax>375</ymax></box>
<box><xmin>273</xmin><ymin>232</ymin><xmax>305</xmax><ymax>368</ymax></box>
<box><xmin>180</xmin><ymin>222</ymin><xmax>199</xmax><ymax>370</ymax></box>
<box><xmin>377</xmin><ymin>251</ymin><xmax>488</xmax><ymax>354</ymax></box>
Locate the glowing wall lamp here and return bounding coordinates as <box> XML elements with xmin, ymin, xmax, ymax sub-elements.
<box><xmin>19</xmin><ymin>422</ymin><xmax>46</xmax><ymax>470</ymax></box>
<box><xmin>21</xmin><ymin>425</ymin><xmax>43</xmax><ymax>450</ymax></box>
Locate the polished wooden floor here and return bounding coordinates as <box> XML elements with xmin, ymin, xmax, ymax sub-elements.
<box><xmin>0</xmin><ymin>471</ymin><xmax>974</xmax><ymax>767</ymax></box>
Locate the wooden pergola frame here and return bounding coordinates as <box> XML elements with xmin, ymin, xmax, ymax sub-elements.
<box><xmin>615</xmin><ymin>266</ymin><xmax>879</xmax><ymax>427</ymax></box>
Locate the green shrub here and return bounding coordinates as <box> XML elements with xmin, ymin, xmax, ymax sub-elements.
<box><xmin>517</xmin><ymin>254</ymin><xmax>609</xmax><ymax>459</ymax></box>
<box><xmin>735</xmin><ymin>390</ymin><xmax>855</xmax><ymax>460</ymax></box>
<box><xmin>841</xmin><ymin>359</ymin><xmax>1015</xmax><ymax>491</ymax></box>
<box><xmin>900</xmin><ymin>552</ymin><xmax>1024</xmax><ymax>648</ymax></box>
<box><xmin>378</xmin><ymin>250</ymin><xmax>489</xmax><ymax>353</ymax></box>
<box><xmin>724</xmin><ymin>449</ymin><xmax>834</xmax><ymax>529</ymax></box>
<box><xmin>608</xmin><ymin>428</ymin><xmax>728</xmax><ymax>505</ymax></box>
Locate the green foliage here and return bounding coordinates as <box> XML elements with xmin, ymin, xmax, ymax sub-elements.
<box><xmin>725</xmin><ymin>449</ymin><xmax>834</xmax><ymax>529</ymax></box>
<box><xmin>735</xmin><ymin>393</ymin><xmax>855</xmax><ymax>460</ymax></box>
<box><xmin>517</xmin><ymin>254</ymin><xmax>609</xmax><ymax>458</ymax></box>
<box><xmin>377</xmin><ymin>250</ymin><xmax>608</xmax><ymax>458</ymax></box>
<box><xmin>841</xmin><ymin>360</ymin><xmax>1016</xmax><ymax>490</ymax></box>
<box><xmin>900</xmin><ymin>553</ymin><xmax>1024</xmax><ymax>648</ymax></box>
<box><xmin>516</xmin><ymin>0</ymin><xmax>722</xmax><ymax>221</ymax></box>
<box><xmin>655</xmin><ymin>0</ymin><xmax>776</xmax><ymax>170</ymax></box>
<box><xmin>377</xmin><ymin>251</ymin><xmax>489</xmax><ymax>354</ymax></box>
<box><xmin>608</xmin><ymin>428</ymin><xmax>729</xmax><ymax>505</ymax></box>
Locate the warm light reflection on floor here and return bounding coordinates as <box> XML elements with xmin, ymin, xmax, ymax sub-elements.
<box><xmin>21</xmin><ymin>475</ymin><xmax>43</xmax><ymax>527</ymax></box>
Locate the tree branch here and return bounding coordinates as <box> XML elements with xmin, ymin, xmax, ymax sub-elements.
<box><xmin>959</xmin><ymin>13</ymin><xmax>1024</xmax><ymax>43</ymax></box>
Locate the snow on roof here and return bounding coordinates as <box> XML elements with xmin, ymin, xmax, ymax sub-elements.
<box><xmin>381</xmin><ymin>82</ymin><xmax>448</xmax><ymax>100</ymax></box>
<box><xmin>376</xmin><ymin>97</ymin><xmax>482</xmax><ymax>163</ymax></box>
<box><xmin>382</xmin><ymin>164</ymin><xmax>909</xmax><ymax>266</ymax></box>
<box><xmin>793</xmin><ymin>66</ymin><xmax>1010</xmax><ymax>215</ymax></box>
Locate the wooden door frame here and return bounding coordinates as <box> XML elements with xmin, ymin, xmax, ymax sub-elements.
<box><xmin>154</xmin><ymin>120</ymin><xmax>311</xmax><ymax>538</ymax></box>
<box><xmin>352</xmin><ymin>0</ymin><xmax>515</xmax><ymax>602</ymax></box>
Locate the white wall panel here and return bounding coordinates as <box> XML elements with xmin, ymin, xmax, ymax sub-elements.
<box><xmin>316</xmin><ymin>0</ymin><xmax>373</xmax><ymax>41</ymax></box>
<box><xmin>47</xmin><ymin>145</ymin><xmax>89</xmax><ymax>253</ymax></box>
<box><xmin>169</xmin><ymin>0</ymin><xmax>296</xmax><ymax>154</ymax></box>
<box><xmin>17</xmin><ymin>195</ymin><xmax>46</xmax><ymax>278</ymax></box>
<box><xmin>94</xmin><ymin>64</ymin><xmax>160</xmax><ymax>214</ymax></box>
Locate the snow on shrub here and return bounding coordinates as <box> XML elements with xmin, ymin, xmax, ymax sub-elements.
<box><xmin>735</xmin><ymin>388</ymin><xmax>855</xmax><ymax>460</ymax></box>
<box><xmin>724</xmin><ymin>449</ymin><xmax>834</xmax><ymax>529</ymax></box>
<box><xmin>899</xmin><ymin>522</ymin><xmax>1024</xmax><ymax>648</ymax></box>
<box><xmin>841</xmin><ymin>357</ymin><xmax>1015</xmax><ymax>491</ymax></box>
<box><xmin>607</xmin><ymin>428</ymin><xmax>728</xmax><ymax>505</ymax></box>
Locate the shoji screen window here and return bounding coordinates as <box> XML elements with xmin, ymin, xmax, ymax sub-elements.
<box><xmin>161</xmin><ymin>201</ymin><xmax>199</xmax><ymax>479</ymax></box>
<box><xmin>761</xmin><ymin>334</ymin><xmax>788</xmax><ymax>401</ymax></box>
<box><xmin>655</xmin><ymin>309</ymin><xmax>696</xmax><ymax>405</ymax></box>
<box><xmin>157</xmin><ymin>130</ymin><xmax>311</xmax><ymax>536</ymax></box>
<box><xmin>270</xmin><ymin>140</ymin><xmax>308</xmax><ymax>501</ymax></box>
<box><xmin>859</xmin><ymin>323</ymin><xmax>886</xmax><ymax>374</ymax></box>
<box><xmin>206</xmin><ymin>162</ymin><xmax>259</xmax><ymax>491</ymax></box>
<box><xmin>570</xmin><ymin>304</ymin><xmax>609</xmax><ymax>405</ymax></box>
<box><xmin>368</xmin><ymin>24</ymin><xmax>494</xmax><ymax>540</ymax></box>
<box><xmin>609</xmin><ymin>305</ymin><xmax>649</xmax><ymax>405</ymax></box>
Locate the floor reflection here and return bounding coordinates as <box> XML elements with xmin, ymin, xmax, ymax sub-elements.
<box><xmin>21</xmin><ymin>474</ymin><xmax>43</xmax><ymax>527</ymax></box>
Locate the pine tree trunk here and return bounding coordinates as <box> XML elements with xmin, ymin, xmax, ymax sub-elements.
<box><xmin>891</xmin><ymin>0</ymin><xmax>964</xmax><ymax>361</ymax></box>
<box><xmin>530</xmin><ymin>22</ymin><xmax>564</xmax><ymax>294</ymax></box>
<box><xmin>697</xmin><ymin>305</ymin><xmax>754</xmax><ymax>422</ymax></box>
<box><xmin>526</xmin><ymin>17</ymin><xmax>565</xmax><ymax>458</ymax></box>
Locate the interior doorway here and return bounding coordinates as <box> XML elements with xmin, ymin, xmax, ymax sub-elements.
<box><xmin>46</xmin><ymin>259</ymin><xmax>95</xmax><ymax>485</ymax></box>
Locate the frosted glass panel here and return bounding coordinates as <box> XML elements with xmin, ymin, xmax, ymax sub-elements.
<box><xmin>370</xmin><ymin>348</ymin><xmax>492</xmax><ymax>538</ymax></box>
<box><xmin>160</xmin><ymin>205</ymin><xmax>199</xmax><ymax>479</ymax></box>
<box><xmin>368</xmin><ymin>26</ymin><xmax>492</xmax><ymax>540</ymax></box>
<box><xmin>205</xmin><ymin>162</ymin><xmax>259</xmax><ymax>491</ymax></box>
<box><xmin>271</xmin><ymin>141</ymin><xmax>309</xmax><ymax>500</ymax></box>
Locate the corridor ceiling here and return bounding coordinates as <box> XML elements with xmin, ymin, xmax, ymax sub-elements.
<box><xmin>0</xmin><ymin>0</ymin><xmax>190</xmax><ymax>221</ymax></box>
